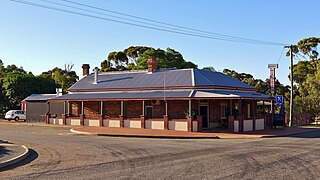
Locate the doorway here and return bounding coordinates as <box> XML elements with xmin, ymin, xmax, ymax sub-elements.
<box><xmin>200</xmin><ymin>105</ymin><xmax>209</xmax><ymax>129</ymax></box>
<box><xmin>145</xmin><ymin>106</ymin><xmax>153</xmax><ymax>119</ymax></box>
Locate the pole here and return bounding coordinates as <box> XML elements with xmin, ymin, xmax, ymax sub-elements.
<box><xmin>289</xmin><ymin>45</ymin><xmax>294</xmax><ymax>127</ymax></box>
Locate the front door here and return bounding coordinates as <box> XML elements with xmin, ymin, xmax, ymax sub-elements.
<box><xmin>145</xmin><ymin>106</ymin><xmax>153</xmax><ymax>119</ymax></box>
<box><xmin>200</xmin><ymin>106</ymin><xmax>209</xmax><ymax>129</ymax></box>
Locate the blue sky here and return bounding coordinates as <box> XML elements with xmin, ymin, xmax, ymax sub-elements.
<box><xmin>1</xmin><ymin>0</ymin><xmax>319</xmax><ymax>85</ymax></box>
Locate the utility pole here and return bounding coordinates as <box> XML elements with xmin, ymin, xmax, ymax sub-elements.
<box><xmin>289</xmin><ymin>45</ymin><xmax>294</xmax><ymax>127</ymax></box>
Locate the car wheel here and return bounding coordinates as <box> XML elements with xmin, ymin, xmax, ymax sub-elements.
<box><xmin>15</xmin><ymin>117</ymin><xmax>19</xmax><ymax>121</ymax></box>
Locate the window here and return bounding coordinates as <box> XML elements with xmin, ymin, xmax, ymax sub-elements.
<box><xmin>221</xmin><ymin>102</ymin><xmax>227</xmax><ymax>119</ymax></box>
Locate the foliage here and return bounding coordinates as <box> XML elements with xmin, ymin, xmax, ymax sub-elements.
<box><xmin>296</xmin><ymin>69</ymin><xmax>320</xmax><ymax>117</ymax></box>
<box><xmin>223</xmin><ymin>68</ymin><xmax>290</xmax><ymax>99</ymax></box>
<box><xmin>40</xmin><ymin>67</ymin><xmax>78</xmax><ymax>92</ymax></box>
<box><xmin>3</xmin><ymin>72</ymin><xmax>56</xmax><ymax>110</ymax></box>
<box><xmin>0</xmin><ymin>60</ymin><xmax>78</xmax><ymax>114</ymax></box>
<box><xmin>287</xmin><ymin>37</ymin><xmax>320</xmax><ymax>118</ymax></box>
<box><xmin>202</xmin><ymin>66</ymin><xmax>216</xmax><ymax>71</ymax></box>
<box><xmin>101</xmin><ymin>46</ymin><xmax>198</xmax><ymax>71</ymax></box>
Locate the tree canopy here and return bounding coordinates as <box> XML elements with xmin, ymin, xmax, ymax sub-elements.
<box><xmin>223</xmin><ymin>68</ymin><xmax>290</xmax><ymax>99</ymax></box>
<box><xmin>287</xmin><ymin>37</ymin><xmax>320</xmax><ymax>117</ymax></box>
<box><xmin>100</xmin><ymin>46</ymin><xmax>197</xmax><ymax>72</ymax></box>
<box><xmin>0</xmin><ymin>61</ymin><xmax>78</xmax><ymax>114</ymax></box>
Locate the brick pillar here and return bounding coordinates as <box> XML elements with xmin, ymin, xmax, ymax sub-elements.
<box><xmin>252</xmin><ymin>101</ymin><xmax>256</xmax><ymax>131</ymax></box>
<box><xmin>187</xmin><ymin>117</ymin><xmax>192</xmax><ymax>132</ymax></box>
<box><xmin>140</xmin><ymin>115</ymin><xmax>145</xmax><ymax>129</ymax></box>
<box><xmin>99</xmin><ymin>115</ymin><xmax>103</xmax><ymax>127</ymax></box>
<box><xmin>238</xmin><ymin>115</ymin><xmax>244</xmax><ymax>132</ymax></box>
<box><xmin>119</xmin><ymin>115</ymin><xmax>124</xmax><ymax>127</ymax></box>
<box><xmin>164</xmin><ymin>115</ymin><xmax>169</xmax><ymax>130</ymax></box>
<box><xmin>45</xmin><ymin>113</ymin><xmax>51</xmax><ymax>124</ymax></box>
<box><xmin>228</xmin><ymin>115</ymin><xmax>234</xmax><ymax>132</ymax></box>
<box><xmin>80</xmin><ymin>114</ymin><xmax>85</xmax><ymax>126</ymax></box>
<box><xmin>197</xmin><ymin>116</ymin><xmax>202</xmax><ymax>132</ymax></box>
<box><xmin>62</xmin><ymin>114</ymin><xmax>67</xmax><ymax>125</ymax></box>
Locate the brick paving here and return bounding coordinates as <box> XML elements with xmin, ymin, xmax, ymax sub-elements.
<box><xmin>71</xmin><ymin>126</ymin><xmax>319</xmax><ymax>139</ymax></box>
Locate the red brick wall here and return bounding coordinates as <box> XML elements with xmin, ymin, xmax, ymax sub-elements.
<box><xmin>127</xmin><ymin>101</ymin><xmax>142</xmax><ymax>118</ymax></box>
<box><xmin>168</xmin><ymin>100</ymin><xmax>188</xmax><ymax>119</ymax></box>
<box><xmin>84</xmin><ymin>101</ymin><xmax>99</xmax><ymax>118</ymax></box>
<box><xmin>191</xmin><ymin>100</ymin><xmax>198</xmax><ymax>111</ymax></box>
<box><xmin>209</xmin><ymin>100</ymin><xmax>221</xmax><ymax>123</ymax></box>
<box><xmin>152</xmin><ymin>103</ymin><xmax>165</xmax><ymax>118</ymax></box>
<box><xmin>105</xmin><ymin>101</ymin><xmax>121</xmax><ymax>118</ymax></box>
<box><xmin>70</xmin><ymin>102</ymin><xmax>79</xmax><ymax>116</ymax></box>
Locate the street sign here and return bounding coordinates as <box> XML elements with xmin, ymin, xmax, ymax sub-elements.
<box><xmin>268</xmin><ymin>64</ymin><xmax>279</xmax><ymax>68</ymax></box>
<box><xmin>276</xmin><ymin>95</ymin><xmax>283</xmax><ymax>106</ymax></box>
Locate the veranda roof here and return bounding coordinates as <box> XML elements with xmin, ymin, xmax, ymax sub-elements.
<box><xmin>50</xmin><ymin>89</ymin><xmax>272</xmax><ymax>101</ymax></box>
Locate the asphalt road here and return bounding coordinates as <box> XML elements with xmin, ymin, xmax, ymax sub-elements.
<box><xmin>1</xmin><ymin>122</ymin><xmax>320</xmax><ymax>180</ymax></box>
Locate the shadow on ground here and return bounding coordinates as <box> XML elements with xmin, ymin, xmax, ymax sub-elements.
<box><xmin>0</xmin><ymin>149</ymin><xmax>38</xmax><ymax>172</ymax></box>
<box><xmin>287</xmin><ymin>130</ymin><xmax>320</xmax><ymax>138</ymax></box>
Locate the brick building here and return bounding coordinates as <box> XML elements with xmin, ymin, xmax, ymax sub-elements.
<box><xmin>47</xmin><ymin>58</ymin><xmax>272</xmax><ymax>132</ymax></box>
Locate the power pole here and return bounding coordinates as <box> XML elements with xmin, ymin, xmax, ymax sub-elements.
<box><xmin>289</xmin><ymin>45</ymin><xmax>294</xmax><ymax>127</ymax></box>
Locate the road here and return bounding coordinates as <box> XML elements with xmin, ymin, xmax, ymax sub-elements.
<box><xmin>1</xmin><ymin>122</ymin><xmax>320</xmax><ymax>179</ymax></box>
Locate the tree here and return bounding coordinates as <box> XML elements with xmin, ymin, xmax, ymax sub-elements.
<box><xmin>288</xmin><ymin>37</ymin><xmax>320</xmax><ymax>84</ymax></box>
<box><xmin>202</xmin><ymin>66</ymin><xmax>216</xmax><ymax>71</ymax></box>
<box><xmin>134</xmin><ymin>47</ymin><xmax>197</xmax><ymax>70</ymax></box>
<box><xmin>296</xmin><ymin>69</ymin><xmax>320</xmax><ymax>117</ymax></box>
<box><xmin>222</xmin><ymin>68</ymin><xmax>290</xmax><ymax>99</ymax></box>
<box><xmin>40</xmin><ymin>66</ymin><xmax>78</xmax><ymax>92</ymax></box>
<box><xmin>101</xmin><ymin>46</ymin><xmax>198</xmax><ymax>71</ymax></box>
<box><xmin>286</xmin><ymin>37</ymin><xmax>320</xmax><ymax>118</ymax></box>
<box><xmin>3</xmin><ymin>72</ymin><xmax>56</xmax><ymax>110</ymax></box>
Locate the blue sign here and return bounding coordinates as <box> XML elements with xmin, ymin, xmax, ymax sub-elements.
<box><xmin>276</xmin><ymin>95</ymin><xmax>283</xmax><ymax>106</ymax></box>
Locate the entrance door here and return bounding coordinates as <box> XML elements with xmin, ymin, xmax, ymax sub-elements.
<box><xmin>145</xmin><ymin>106</ymin><xmax>153</xmax><ymax>119</ymax></box>
<box><xmin>200</xmin><ymin>106</ymin><xmax>209</xmax><ymax>129</ymax></box>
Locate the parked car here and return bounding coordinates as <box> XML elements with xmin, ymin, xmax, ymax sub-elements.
<box><xmin>5</xmin><ymin>110</ymin><xmax>26</xmax><ymax>121</ymax></box>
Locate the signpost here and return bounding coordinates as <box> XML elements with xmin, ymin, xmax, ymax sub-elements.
<box><xmin>268</xmin><ymin>64</ymin><xmax>278</xmax><ymax>95</ymax></box>
<box><xmin>268</xmin><ymin>64</ymin><xmax>278</xmax><ymax>127</ymax></box>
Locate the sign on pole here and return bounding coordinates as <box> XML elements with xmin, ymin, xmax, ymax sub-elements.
<box><xmin>276</xmin><ymin>95</ymin><xmax>284</xmax><ymax>106</ymax></box>
<box><xmin>268</xmin><ymin>64</ymin><xmax>278</xmax><ymax>95</ymax></box>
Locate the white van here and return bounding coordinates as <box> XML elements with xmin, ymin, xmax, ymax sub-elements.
<box><xmin>5</xmin><ymin>110</ymin><xmax>26</xmax><ymax>121</ymax></box>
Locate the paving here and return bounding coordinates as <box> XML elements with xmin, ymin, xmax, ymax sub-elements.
<box><xmin>71</xmin><ymin>126</ymin><xmax>319</xmax><ymax>139</ymax></box>
<box><xmin>0</xmin><ymin>119</ymin><xmax>318</xmax><ymax>174</ymax></box>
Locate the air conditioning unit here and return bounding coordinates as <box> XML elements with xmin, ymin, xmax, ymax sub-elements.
<box><xmin>151</xmin><ymin>100</ymin><xmax>161</xmax><ymax>105</ymax></box>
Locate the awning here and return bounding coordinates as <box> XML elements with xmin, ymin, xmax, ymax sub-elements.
<box><xmin>49</xmin><ymin>89</ymin><xmax>273</xmax><ymax>101</ymax></box>
<box><xmin>192</xmin><ymin>90</ymin><xmax>273</xmax><ymax>100</ymax></box>
<box><xmin>49</xmin><ymin>90</ymin><xmax>193</xmax><ymax>101</ymax></box>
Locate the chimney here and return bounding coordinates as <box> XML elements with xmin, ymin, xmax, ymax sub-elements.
<box><xmin>93</xmin><ymin>67</ymin><xmax>99</xmax><ymax>84</ymax></box>
<box><xmin>147</xmin><ymin>57</ymin><xmax>158</xmax><ymax>73</ymax></box>
<box><xmin>82</xmin><ymin>64</ymin><xmax>90</xmax><ymax>77</ymax></box>
<box><xmin>56</xmin><ymin>88</ymin><xmax>62</xmax><ymax>96</ymax></box>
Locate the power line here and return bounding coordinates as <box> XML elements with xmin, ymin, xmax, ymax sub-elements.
<box><xmin>9</xmin><ymin>0</ymin><xmax>288</xmax><ymax>46</ymax></box>
<box><xmin>62</xmin><ymin>0</ymin><xmax>287</xmax><ymax>46</ymax></box>
<box><xmin>276</xmin><ymin>47</ymin><xmax>286</xmax><ymax>64</ymax></box>
<box><xmin>39</xmin><ymin>0</ymin><xmax>237</xmax><ymax>39</ymax></box>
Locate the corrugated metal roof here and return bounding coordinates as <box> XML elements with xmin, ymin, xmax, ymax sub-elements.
<box><xmin>69</xmin><ymin>69</ymin><xmax>192</xmax><ymax>91</ymax></box>
<box><xmin>69</xmin><ymin>68</ymin><xmax>254</xmax><ymax>91</ymax></box>
<box><xmin>193</xmin><ymin>69</ymin><xmax>253</xmax><ymax>88</ymax></box>
<box><xmin>23</xmin><ymin>94</ymin><xmax>57</xmax><ymax>101</ymax></box>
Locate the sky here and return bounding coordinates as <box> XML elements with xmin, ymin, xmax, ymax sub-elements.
<box><xmin>0</xmin><ymin>0</ymin><xmax>319</xmax><ymax>85</ymax></box>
